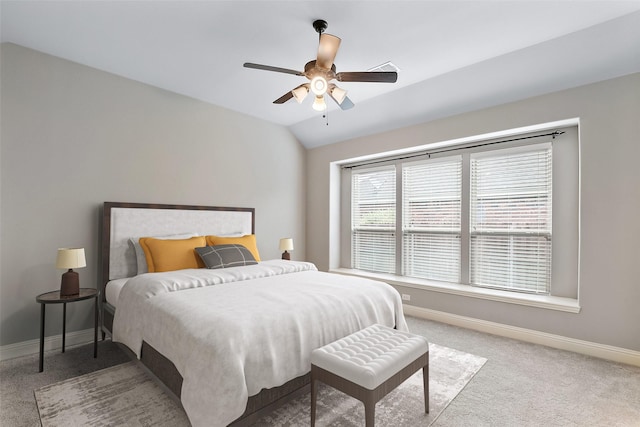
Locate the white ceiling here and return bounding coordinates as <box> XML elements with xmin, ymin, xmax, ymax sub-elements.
<box><xmin>2</xmin><ymin>1</ymin><xmax>640</xmax><ymax>148</ymax></box>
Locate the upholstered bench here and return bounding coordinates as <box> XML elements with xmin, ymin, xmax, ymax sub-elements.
<box><xmin>310</xmin><ymin>324</ymin><xmax>429</xmax><ymax>426</ymax></box>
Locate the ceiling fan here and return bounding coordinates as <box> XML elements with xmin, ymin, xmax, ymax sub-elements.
<box><xmin>243</xmin><ymin>19</ymin><xmax>397</xmax><ymax>112</ymax></box>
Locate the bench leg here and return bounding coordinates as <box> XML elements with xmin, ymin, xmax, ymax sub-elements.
<box><xmin>310</xmin><ymin>376</ymin><xmax>318</xmax><ymax>426</ymax></box>
<box><xmin>364</xmin><ymin>392</ymin><xmax>376</xmax><ymax>427</ymax></box>
<box><xmin>423</xmin><ymin>364</ymin><xmax>429</xmax><ymax>413</ymax></box>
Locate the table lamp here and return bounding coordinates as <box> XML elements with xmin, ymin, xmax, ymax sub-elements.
<box><xmin>279</xmin><ymin>238</ymin><xmax>294</xmax><ymax>260</ymax></box>
<box><xmin>56</xmin><ymin>248</ymin><xmax>86</xmax><ymax>296</ymax></box>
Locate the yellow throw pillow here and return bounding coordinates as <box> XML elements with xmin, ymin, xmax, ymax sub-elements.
<box><xmin>206</xmin><ymin>234</ymin><xmax>261</xmax><ymax>261</ymax></box>
<box><xmin>139</xmin><ymin>236</ymin><xmax>206</xmax><ymax>273</ymax></box>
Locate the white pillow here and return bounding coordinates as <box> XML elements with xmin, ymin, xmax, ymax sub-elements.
<box><xmin>129</xmin><ymin>233</ymin><xmax>199</xmax><ymax>275</ymax></box>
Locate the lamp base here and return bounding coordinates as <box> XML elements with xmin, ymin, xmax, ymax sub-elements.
<box><xmin>60</xmin><ymin>269</ymin><xmax>80</xmax><ymax>296</ymax></box>
<box><xmin>281</xmin><ymin>251</ymin><xmax>291</xmax><ymax>261</ymax></box>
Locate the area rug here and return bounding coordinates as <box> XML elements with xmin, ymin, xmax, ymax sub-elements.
<box><xmin>35</xmin><ymin>343</ymin><xmax>486</xmax><ymax>426</ymax></box>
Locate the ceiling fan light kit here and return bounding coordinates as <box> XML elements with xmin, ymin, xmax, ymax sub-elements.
<box><xmin>292</xmin><ymin>84</ymin><xmax>310</xmax><ymax>104</ymax></box>
<box><xmin>310</xmin><ymin>76</ymin><xmax>328</xmax><ymax>96</ymax></box>
<box><xmin>244</xmin><ymin>19</ymin><xmax>397</xmax><ymax>112</ymax></box>
<box><xmin>329</xmin><ymin>84</ymin><xmax>347</xmax><ymax>105</ymax></box>
<box><xmin>312</xmin><ymin>96</ymin><xmax>327</xmax><ymax>112</ymax></box>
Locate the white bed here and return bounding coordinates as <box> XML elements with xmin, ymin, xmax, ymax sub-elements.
<box><xmin>100</xmin><ymin>202</ymin><xmax>408</xmax><ymax>426</ymax></box>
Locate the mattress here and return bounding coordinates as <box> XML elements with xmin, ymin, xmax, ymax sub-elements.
<box><xmin>105</xmin><ymin>278</ymin><xmax>129</xmax><ymax>307</ymax></box>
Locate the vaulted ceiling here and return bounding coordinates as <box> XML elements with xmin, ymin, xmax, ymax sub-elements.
<box><xmin>2</xmin><ymin>1</ymin><xmax>640</xmax><ymax>148</ymax></box>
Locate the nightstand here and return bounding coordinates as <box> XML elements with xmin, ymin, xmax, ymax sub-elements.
<box><xmin>36</xmin><ymin>288</ymin><xmax>99</xmax><ymax>372</ymax></box>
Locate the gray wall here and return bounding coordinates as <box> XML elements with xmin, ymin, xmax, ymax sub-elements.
<box><xmin>3</xmin><ymin>41</ymin><xmax>638</xmax><ymax>354</ymax></box>
<box><xmin>0</xmin><ymin>43</ymin><xmax>307</xmax><ymax>346</ymax></box>
<box><xmin>307</xmin><ymin>72</ymin><xmax>640</xmax><ymax>352</ymax></box>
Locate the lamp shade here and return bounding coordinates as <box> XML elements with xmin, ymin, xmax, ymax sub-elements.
<box><xmin>279</xmin><ymin>238</ymin><xmax>294</xmax><ymax>251</ymax></box>
<box><xmin>56</xmin><ymin>248</ymin><xmax>86</xmax><ymax>269</ymax></box>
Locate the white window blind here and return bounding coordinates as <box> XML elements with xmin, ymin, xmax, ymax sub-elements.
<box><xmin>352</xmin><ymin>167</ymin><xmax>396</xmax><ymax>273</ymax></box>
<box><xmin>470</xmin><ymin>145</ymin><xmax>552</xmax><ymax>293</ymax></box>
<box><xmin>403</xmin><ymin>158</ymin><xmax>462</xmax><ymax>282</ymax></box>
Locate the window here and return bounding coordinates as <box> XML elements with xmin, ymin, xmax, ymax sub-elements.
<box><xmin>403</xmin><ymin>157</ymin><xmax>462</xmax><ymax>283</ymax></box>
<box><xmin>470</xmin><ymin>146</ymin><xmax>552</xmax><ymax>294</ymax></box>
<box><xmin>351</xmin><ymin>167</ymin><xmax>396</xmax><ymax>274</ymax></box>
<box><xmin>346</xmin><ymin>126</ymin><xmax>578</xmax><ymax>300</ymax></box>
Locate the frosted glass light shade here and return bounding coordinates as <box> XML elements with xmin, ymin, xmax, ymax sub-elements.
<box><xmin>330</xmin><ymin>85</ymin><xmax>347</xmax><ymax>105</ymax></box>
<box><xmin>312</xmin><ymin>96</ymin><xmax>327</xmax><ymax>111</ymax></box>
<box><xmin>310</xmin><ymin>76</ymin><xmax>328</xmax><ymax>96</ymax></box>
<box><xmin>292</xmin><ymin>85</ymin><xmax>309</xmax><ymax>104</ymax></box>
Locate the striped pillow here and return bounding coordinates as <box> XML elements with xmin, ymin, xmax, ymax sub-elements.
<box><xmin>195</xmin><ymin>244</ymin><xmax>258</xmax><ymax>269</ymax></box>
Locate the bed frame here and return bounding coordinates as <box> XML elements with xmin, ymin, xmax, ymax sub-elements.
<box><xmin>99</xmin><ymin>202</ymin><xmax>309</xmax><ymax>426</ymax></box>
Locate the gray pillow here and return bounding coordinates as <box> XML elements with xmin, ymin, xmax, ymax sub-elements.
<box><xmin>195</xmin><ymin>244</ymin><xmax>258</xmax><ymax>269</ymax></box>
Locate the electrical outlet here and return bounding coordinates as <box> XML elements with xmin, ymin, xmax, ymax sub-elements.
<box><xmin>401</xmin><ymin>294</ymin><xmax>411</xmax><ymax>301</ymax></box>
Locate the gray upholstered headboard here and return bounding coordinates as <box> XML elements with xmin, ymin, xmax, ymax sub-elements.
<box><xmin>101</xmin><ymin>202</ymin><xmax>255</xmax><ymax>285</ymax></box>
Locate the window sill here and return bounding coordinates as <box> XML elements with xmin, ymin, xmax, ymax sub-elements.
<box><xmin>330</xmin><ymin>268</ymin><xmax>581</xmax><ymax>313</ymax></box>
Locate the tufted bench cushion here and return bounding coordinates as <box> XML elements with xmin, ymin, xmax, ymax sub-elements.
<box><xmin>310</xmin><ymin>324</ymin><xmax>429</xmax><ymax>426</ymax></box>
<box><xmin>311</xmin><ymin>324</ymin><xmax>429</xmax><ymax>389</ymax></box>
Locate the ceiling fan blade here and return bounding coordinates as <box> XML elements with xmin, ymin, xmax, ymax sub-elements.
<box><xmin>336</xmin><ymin>71</ymin><xmax>398</xmax><ymax>83</ymax></box>
<box><xmin>273</xmin><ymin>91</ymin><xmax>294</xmax><ymax>104</ymax></box>
<box><xmin>340</xmin><ymin>96</ymin><xmax>355</xmax><ymax>110</ymax></box>
<box><xmin>329</xmin><ymin>93</ymin><xmax>355</xmax><ymax>110</ymax></box>
<box><xmin>244</xmin><ymin>63</ymin><xmax>303</xmax><ymax>76</ymax></box>
<box><xmin>316</xmin><ymin>34</ymin><xmax>341</xmax><ymax>70</ymax></box>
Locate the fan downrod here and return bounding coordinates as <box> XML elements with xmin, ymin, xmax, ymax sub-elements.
<box><xmin>313</xmin><ymin>19</ymin><xmax>328</xmax><ymax>34</ymax></box>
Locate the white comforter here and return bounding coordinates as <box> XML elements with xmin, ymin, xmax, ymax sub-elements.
<box><xmin>112</xmin><ymin>260</ymin><xmax>408</xmax><ymax>427</ymax></box>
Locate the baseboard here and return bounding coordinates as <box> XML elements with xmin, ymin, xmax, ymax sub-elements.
<box><xmin>0</xmin><ymin>328</ymin><xmax>96</xmax><ymax>361</ymax></box>
<box><xmin>403</xmin><ymin>304</ymin><xmax>640</xmax><ymax>367</ymax></box>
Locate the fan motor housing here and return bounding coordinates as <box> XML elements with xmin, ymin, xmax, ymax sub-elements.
<box><xmin>304</xmin><ymin>60</ymin><xmax>337</xmax><ymax>79</ymax></box>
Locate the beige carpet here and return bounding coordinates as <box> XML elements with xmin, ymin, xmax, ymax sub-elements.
<box><xmin>35</xmin><ymin>343</ymin><xmax>486</xmax><ymax>426</ymax></box>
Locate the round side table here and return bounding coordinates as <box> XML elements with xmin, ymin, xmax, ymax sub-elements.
<box><xmin>35</xmin><ymin>288</ymin><xmax>99</xmax><ymax>372</ymax></box>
